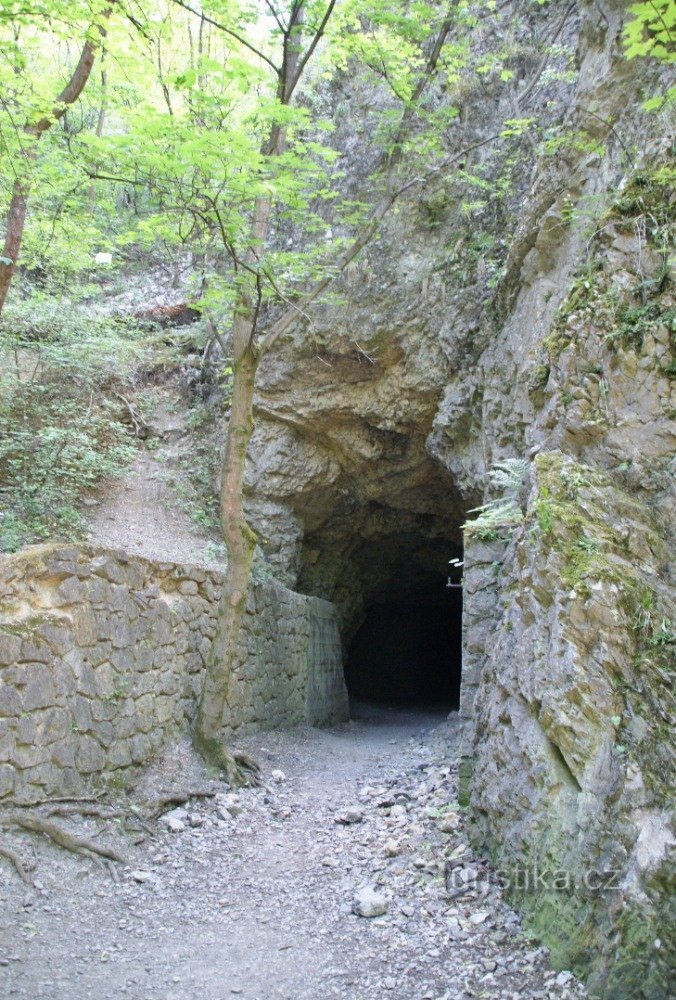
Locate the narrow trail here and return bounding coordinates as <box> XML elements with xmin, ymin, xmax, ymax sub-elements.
<box><xmin>84</xmin><ymin>387</ymin><xmax>226</xmax><ymax>569</ymax></box>
<box><xmin>0</xmin><ymin>707</ymin><xmax>585</xmax><ymax>1000</ymax></box>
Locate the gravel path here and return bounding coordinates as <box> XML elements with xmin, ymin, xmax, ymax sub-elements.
<box><xmin>0</xmin><ymin>707</ymin><xmax>586</xmax><ymax>1000</ymax></box>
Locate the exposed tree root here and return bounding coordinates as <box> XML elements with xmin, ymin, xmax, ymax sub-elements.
<box><xmin>8</xmin><ymin>813</ymin><xmax>129</xmax><ymax>865</ymax></box>
<box><xmin>40</xmin><ymin>803</ymin><xmax>125</xmax><ymax>820</ymax></box>
<box><xmin>233</xmin><ymin>751</ymin><xmax>262</xmax><ymax>784</ymax></box>
<box><xmin>219</xmin><ymin>749</ymin><xmax>262</xmax><ymax>789</ymax></box>
<box><xmin>0</xmin><ymin>768</ymin><xmax>258</xmax><ymax>883</ymax></box>
<box><xmin>193</xmin><ymin>732</ymin><xmax>262</xmax><ymax>788</ymax></box>
<box><xmin>145</xmin><ymin>786</ymin><xmax>220</xmax><ymax>818</ymax></box>
<box><xmin>9</xmin><ymin>794</ymin><xmax>105</xmax><ymax>809</ymax></box>
<box><xmin>107</xmin><ymin>859</ymin><xmax>120</xmax><ymax>884</ymax></box>
<box><xmin>0</xmin><ymin>842</ymin><xmax>34</xmax><ymax>885</ymax></box>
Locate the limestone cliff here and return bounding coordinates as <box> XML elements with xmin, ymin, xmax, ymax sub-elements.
<box><xmin>232</xmin><ymin>1</ymin><xmax>674</xmax><ymax>995</ymax></box>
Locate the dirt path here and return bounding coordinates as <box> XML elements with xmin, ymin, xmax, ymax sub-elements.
<box><xmin>84</xmin><ymin>387</ymin><xmax>226</xmax><ymax>569</ymax></box>
<box><xmin>0</xmin><ymin>707</ymin><xmax>585</xmax><ymax>1000</ymax></box>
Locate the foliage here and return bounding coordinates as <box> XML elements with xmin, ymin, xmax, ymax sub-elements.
<box><xmin>1</xmin><ymin>0</ymin><xmax>519</xmax><ymax>564</ymax></box>
<box><xmin>547</xmin><ymin>163</ymin><xmax>675</xmax><ymax>357</ymax></box>
<box><xmin>463</xmin><ymin>458</ymin><xmax>528</xmax><ymax>541</ymax></box>
<box><xmin>623</xmin><ymin>2</ymin><xmax>675</xmax><ymax>63</ymax></box>
<box><xmin>437</xmin><ymin>229</ymin><xmax>508</xmax><ymax>288</ymax></box>
<box><xmin>0</xmin><ymin>300</ymin><xmax>147</xmax><ymax>550</ymax></box>
<box><xmin>622</xmin><ymin>1</ymin><xmax>676</xmax><ymax>111</ymax></box>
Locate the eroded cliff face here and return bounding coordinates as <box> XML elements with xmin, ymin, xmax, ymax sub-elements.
<box><xmin>237</xmin><ymin>1</ymin><xmax>674</xmax><ymax>995</ymax></box>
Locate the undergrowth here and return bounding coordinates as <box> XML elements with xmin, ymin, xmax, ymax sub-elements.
<box><xmin>0</xmin><ymin>296</ymin><xmax>152</xmax><ymax>551</ymax></box>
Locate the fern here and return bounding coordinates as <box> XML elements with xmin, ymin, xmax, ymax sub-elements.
<box><xmin>463</xmin><ymin>458</ymin><xmax>528</xmax><ymax>541</ymax></box>
<box><xmin>487</xmin><ymin>457</ymin><xmax>528</xmax><ymax>493</ymax></box>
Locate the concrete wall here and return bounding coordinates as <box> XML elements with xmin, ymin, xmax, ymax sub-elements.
<box><xmin>0</xmin><ymin>544</ymin><xmax>347</xmax><ymax>804</ymax></box>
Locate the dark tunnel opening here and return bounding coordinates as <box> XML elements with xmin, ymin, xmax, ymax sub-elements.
<box><xmin>344</xmin><ymin>575</ymin><xmax>463</xmax><ymax>710</ymax></box>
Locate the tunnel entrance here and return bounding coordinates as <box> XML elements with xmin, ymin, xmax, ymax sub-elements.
<box><xmin>294</xmin><ymin>487</ymin><xmax>467</xmax><ymax>715</ymax></box>
<box><xmin>344</xmin><ymin>574</ymin><xmax>463</xmax><ymax>710</ymax></box>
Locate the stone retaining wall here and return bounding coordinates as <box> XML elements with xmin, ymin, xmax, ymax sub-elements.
<box><xmin>0</xmin><ymin>545</ymin><xmax>348</xmax><ymax>804</ymax></box>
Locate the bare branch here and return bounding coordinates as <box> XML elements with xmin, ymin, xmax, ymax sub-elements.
<box><xmin>167</xmin><ymin>0</ymin><xmax>281</xmax><ymax>75</ymax></box>
<box><xmin>205</xmin><ymin>310</ymin><xmax>231</xmax><ymax>359</ymax></box>
<box><xmin>265</xmin><ymin>0</ymin><xmax>288</xmax><ymax>35</ymax></box>
<box><xmin>516</xmin><ymin>3</ymin><xmax>574</xmax><ymax>110</ymax></box>
<box><xmin>285</xmin><ymin>0</ymin><xmax>337</xmax><ymax>101</ymax></box>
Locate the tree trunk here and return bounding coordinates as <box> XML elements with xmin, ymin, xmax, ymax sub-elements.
<box><xmin>0</xmin><ymin>177</ymin><xmax>32</xmax><ymax>313</ymax></box>
<box><xmin>194</xmin><ymin>188</ymin><xmax>273</xmax><ymax>782</ymax></box>
<box><xmin>193</xmin><ymin>320</ymin><xmax>261</xmax><ymax>783</ymax></box>
<box><xmin>192</xmin><ymin>5</ymin><xmax>451</xmax><ymax>784</ymax></box>
<box><xmin>0</xmin><ymin>12</ymin><xmax>108</xmax><ymax>315</ymax></box>
<box><xmin>88</xmin><ymin>65</ymin><xmax>108</xmax><ymax>215</ymax></box>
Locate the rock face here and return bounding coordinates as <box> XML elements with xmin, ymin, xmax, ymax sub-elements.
<box><xmin>467</xmin><ymin>455</ymin><xmax>673</xmax><ymax>999</ymax></box>
<box><xmin>229</xmin><ymin>1</ymin><xmax>674</xmax><ymax>995</ymax></box>
<box><xmin>0</xmin><ymin>545</ymin><xmax>347</xmax><ymax>804</ymax></box>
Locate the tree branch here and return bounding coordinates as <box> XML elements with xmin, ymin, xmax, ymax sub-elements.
<box><xmin>285</xmin><ymin>0</ymin><xmax>338</xmax><ymax>101</ymax></box>
<box><xmin>516</xmin><ymin>2</ymin><xmax>574</xmax><ymax>111</ymax></box>
<box><xmin>265</xmin><ymin>0</ymin><xmax>288</xmax><ymax>35</ymax></box>
<box><xmin>254</xmin><ymin>5</ymin><xmax>457</xmax><ymax>355</ymax></box>
<box><xmin>29</xmin><ymin>7</ymin><xmax>113</xmax><ymax>136</ymax></box>
<box><xmin>257</xmin><ymin>132</ymin><xmax>504</xmax><ymax>357</ymax></box>
<box><xmin>167</xmin><ymin>0</ymin><xmax>281</xmax><ymax>75</ymax></box>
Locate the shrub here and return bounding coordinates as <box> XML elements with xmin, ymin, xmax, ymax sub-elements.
<box><xmin>0</xmin><ymin>298</ymin><xmax>148</xmax><ymax>551</ymax></box>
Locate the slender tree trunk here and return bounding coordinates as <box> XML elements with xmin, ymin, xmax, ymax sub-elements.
<box><xmin>0</xmin><ymin>11</ymin><xmax>109</xmax><ymax>314</ymax></box>
<box><xmin>193</xmin><ymin>6</ymin><xmax>452</xmax><ymax>785</ymax></box>
<box><xmin>0</xmin><ymin>177</ymin><xmax>33</xmax><ymax>311</ymax></box>
<box><xmin>193</xmin><ymin>338</ymin><xmax>259</xmax><ymax>777</ymax></box>
<box><xmin>88</xmin><ymin>64</ymin><xmax>108</xmax><ymax>215</ymax></box>
<box><xmin>192</xmin><ymin>7</ymin><xmax>297</xmax><ymax>781</ymax></box>
<box><xmin>194</xmin><ymin>202</ymin><xmax>271</xmax><ymax>783</ymax></box>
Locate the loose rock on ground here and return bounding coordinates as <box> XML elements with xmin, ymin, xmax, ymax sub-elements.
<box><xmin>0</xmin><ymin>706</ymin><xmax>587</xmax><ymax>999</ymax></box>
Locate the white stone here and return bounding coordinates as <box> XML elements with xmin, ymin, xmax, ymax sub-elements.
<box><xmin>161</xmin><ymin>807</ymin><xmax>188</xmax><ymax>826</ymax></box>
<box><xmin>352</xmin><ymin>886</ymin><xmax>388</xmax><ymax>918</ymax></box>
<box><xmin>130</xmin><ymin>870</ymin><xmax>154</xmax><ymax>883</ymax></box>
<box><xmin>335</xmin><ymin>806</ymin><xmax>363</xmax><ymax>825</ymax></box>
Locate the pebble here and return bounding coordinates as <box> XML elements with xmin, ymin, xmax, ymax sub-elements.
<box><xmin>0</xmin><ymin>719</ymin><xmax>588</xmax><ymax>1000</ymax></box>
<box><xmin>130</xmin><ymin>870</ymin><xmax>154</xmax><ymax>884</ymax></box>
<box><xmin>352</xmin><ymin>885</ymin><xmax>389</xmax><ymax>918</ymax></box>
<box><xmin>438</xmin><ymin>815</ymin><xmax>459</xmax><ymax>833</ymax></box>
<box><xmin>335</xmin><ymin>806</ymin><xmax>364</xmax><ymax>825</ymax></box>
